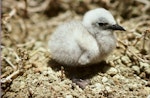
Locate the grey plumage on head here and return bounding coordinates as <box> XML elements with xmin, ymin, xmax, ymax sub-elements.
<box><xmin>48</xmin><ymin>8</ymin><xmax>125</xmax><ymax>66</ymax></box>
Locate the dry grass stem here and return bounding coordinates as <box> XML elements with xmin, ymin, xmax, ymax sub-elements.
<box><xmin>1</xmin><ymin>70</ymin><xmax>20</xmax><ymax>83</ymax></box>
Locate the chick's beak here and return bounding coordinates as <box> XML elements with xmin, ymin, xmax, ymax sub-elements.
<box><xmin>108</xmin><ymin>24</ymin><xmax>125</xmax><ymax>31</ymax></box>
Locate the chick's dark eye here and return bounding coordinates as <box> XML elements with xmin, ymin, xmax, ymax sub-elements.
<box><xmin>98</xmin><ymin>23</ymin><xmax>107</xmax><ymax>26</ymax></box>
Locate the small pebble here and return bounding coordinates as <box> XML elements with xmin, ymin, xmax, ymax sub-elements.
<box><xmin>20</xmin><ymin>81</ymin><xmax>26</xmax><ymax>89</ymax></box>
<box><xmin>91</xmin><ymin>83</ymin><xmax>104</xmax><ymax>93</ymax></box>
<box><xmin>127</xmin><ymin>83</ymin><xmax>141</xmax><ymax>91</ymax></box>
<box><xmin>66</xmin><ymin>95</ymin><xmax>73</xmax><ymax>98</ymax></box>
<box><xmin>145</xmin><ymin>87</ymin><xmax>150</xmax><ymax>95</ymax></box>
<box><xmin>105</xmin><ymin>86</ymin><xmax>113</xmax><ymax>93</ymax></box>
<box><xmin>131</xmin><ymin>65</ymin><xmax>140</xmax><ymax>74</ymax></box>
<box><xmin>113</xmin><ymin>74</ymin><xmax>126</xmax><ymax>82</ymax></box>
<box><xmin>121</xmin><ymin>56</ymin><xmax>131</xmax><ymax>65</ymax></box>
<box><xmin>127</xmin><ymin>33</ymin><xmax>135</xmax><ymax>40</ymax></box>
<box><xmin>102</xmin><ymin>77</ymin><xmax>108</xmax><ymax>83</ymax></box>
<box><xmin>106</xmin><ymin>67</ymin><xmax>118</xmax><ymax>76</ymax></box>
<box><xmin>140</xmin><ymin>62</ymin><xmax>150</xmax><ymax>75</ymax></box>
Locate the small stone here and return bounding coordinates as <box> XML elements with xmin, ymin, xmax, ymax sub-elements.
<box><xmin>139</xmin><ymin>72</ymin><xmax>146</xmax><ymax>78</ymax></box>
<box><xmin>106</xmin><ymin>67</ymin><xmax>118</xmax><ymax>76</ymax></box>
<box><xmin>144</xmin><ymin>87</ymin><xmax>150</xmax><ymax>94</ymax></box>
<box><xmin>109</xmin><ymin>61</ymin><xmax>115</xmax><ymax>67</ymax></box>
<box><xmin>141</xmin><ymin>80</ymin><xmax>148</xmax><ymax>85</ymax></box>
<box><xmin>127</xmin><ymin>33</ymin><xmax>135</xmax><ymax>40</ymax></box>
<box><xmin>131</xmin><ymin>65</ymin><xmax>140</xmax><ymax>74</ymax></box>
<box><xmin>66</xmin><ymin>95</ymin><xmax>73</xmax><ymax>98</ymax></box>
<box><xmin>91</xmin><ymin>83</ymin><xmax>104</xmax><ymax>93</ymax></box>
<box><xmin>102</xmin><ymin>77</ymin><xmax>108</xmax><ymax>83</ymax></box>
<box><xmin>116</xmin><ymin>59</ymin><xmax>122</xmax><ymax>65</ymax></box>
<box><xmin>105</xmin><ymin>86</ymin><xmax>113</xmax><ymax>93</ymax></box>
<box><xmin>127</xmin><ymin>83</ymin><xmax>141</xmax><ymax>91</ymax></box>
<box><xmin>113</xmin><ymin>74</ymin><xmax>126</xmax><ymax>82</ymax></box>
<box><xmin>121</xmin><ymin>56</ymin><xmax>131</xmax><ymax>65</ymax></box>
<box><xmin>20</xmin><ymin>81</ymin><xmax>26</xmax><ymax>89</ymax></box>
<box><xmin>140</xmin><ymin>62</ymin><xmax>150</xmax><ymax>75</ymax></box>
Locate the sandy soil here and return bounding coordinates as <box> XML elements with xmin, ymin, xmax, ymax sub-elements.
<box><xmin>1</xmin><ymin>0</ymin><xmax>150</xmax><ymax>98</ymax></box>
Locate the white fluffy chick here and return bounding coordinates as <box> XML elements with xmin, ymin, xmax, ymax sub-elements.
<box><xmin>48</xmin><ymin>8</ymin><xmax>125</xmax><ymax>66</ymax></box>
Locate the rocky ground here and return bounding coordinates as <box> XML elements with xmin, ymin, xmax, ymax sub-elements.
<box><xmin>1</xmin><ymin>0</ymin><xmax>150</xmax><ymax>98</ymax></box>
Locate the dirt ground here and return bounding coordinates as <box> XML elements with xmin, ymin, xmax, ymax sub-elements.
<box><xmin>1</xmin><ymin>0</ymin><xmax>150</xmax><ymax>98</ymax></box>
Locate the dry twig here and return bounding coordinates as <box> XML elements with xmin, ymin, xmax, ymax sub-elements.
<box><xmin>117</xmin><ymin>39</ymin><xmax>149</xmax><ymax>63</ymax></box>
<box><xmin>141</xmin><ymin>30</ymin><xmax>149</xmax><ymax>53</ymax></box>
<box><xmin>24</xmin><ymin>0</ymin><xmax>28</xmax><ymax>18</ymax></box>
<box><xmin>28</xmin><ymin>0</ymin><xmax>50</xmax><ymax>13</ymax></box>
<box><xmin>1</xmin><ymin>46</ymin><xmax>21</xmax><ymax>62</ymax></box>
<box><xmin>135</xmin><ymin>0</ymin><xmax>150</xmax><ymax>11</ymax></box>
<box><xmin>2</xmin><ymin>8</ymin><xmax>16</xmax><ymax>24</ymax></box>
<box><xmin>60</xmin><ymin>66</ymin><xmax>64</xmax><ymax>80</ymax></box>
<box><xmin>2</xmin><ymin>57</ymin><xmax>16</xmax><ymax>70</ymax></box>
<box><xmin>1</xmin><ymin>70</ymin><xmax>20</xmax><ymax>83</ymax></box>
<box><xmin>17</xmin><ymin>39</ymin><xmax>35</xmax><ymax>47</ymax></box>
